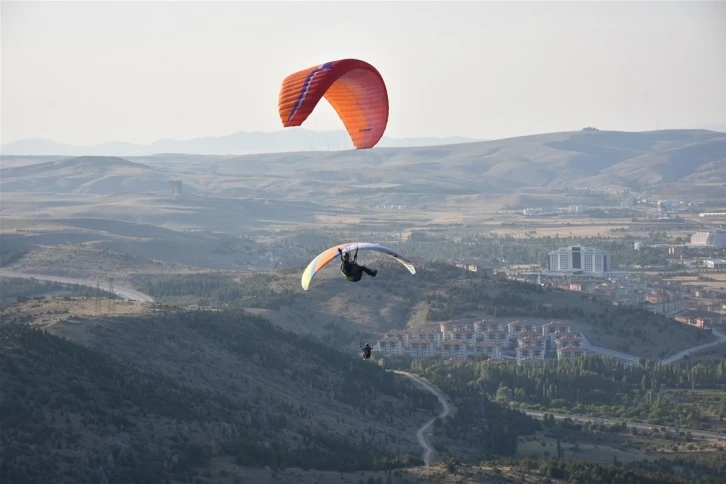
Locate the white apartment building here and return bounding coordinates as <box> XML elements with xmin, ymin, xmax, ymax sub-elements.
<box><xmin>507</xmin><ymin>320</ymin><xmax>538</xmax><ymax>337</ymax></box>
<box><xmin>377</xmin><ymin>338</ymin><xmax>403</xmax><ymax>356</ymax></box>
<box><xmin>474</xmin><ymin>319</ymin><xmax>506</xmax><ymax>333</ymax></box>
<box><xmin>440</xmin><ymin>341</ymin><xmax>467</xmax><ymax>359</ymax></box>
<box><xmin>518</xmin><ymin>335</ymin><xmax>546</xmax><ymax>349</ymax></box>
<box><xmin>383</xmin><ymin>329</ymin><xmax>410</xmax><ymax>344</ymax></box>
<box><xmin>516</xmin><ymin>345</ymin><xmax>545</xmax><ymax>362</ymax></box>
<box><xmin>554</xmin><ymin>334</ymin><xmax>583</xmax><ymax>349</ymax></box>
<box><xmin>444</xmin><ymin>328</ymin><xmax>476</xmax><ymax>344</ymax></box>
<box><xmin>484</xmin><ymin>330</ymin><xmax>511</xmax><ymax>348</ymax></box>
<box><xmin>472</xmin><ymin>342</ymin><xmax>501</xmax><ymax>359</ymax></box>
<box><xmin>407</xmin><ymin>340</ymin><xmax>436</xmax><ymax>358</ymax></box>
<box><xmin>409</xmin><ymin>327</ymin><xmax>442</xmax><ymax>345</ymax></box>
<box><xmin>542</xmin><ymin>321</ymin><xmax>571</xmax><ymax>348</ymax></box>
<box><xmin>548</xmin><ymin>245</ymin><xmax>612</xmax><ymax>274</ymax></box>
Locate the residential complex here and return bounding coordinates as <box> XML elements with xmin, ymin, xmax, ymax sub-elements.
<box><xmin>376</xmin><ymin>319</ymin><xmax>587</xmax><ymax>363</ymax></box>
<box><xmin>511</xmin><ymin>241</ymin><xmax>726</xmax><ymax>332</ymax></box>
<box><xmin>514</xmin><ymin>273</ymin><xmax>726</xmax><ymax>330</ymax></box>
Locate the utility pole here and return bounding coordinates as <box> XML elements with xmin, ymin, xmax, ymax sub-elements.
<box><xmin>108</xmin><ymin>277</ymin><xmax>115</xmax><ymax>313</ymax></box>
<box><xmin>95</xmin><ymin>281</ymin><xmax>101</xmax><ymax>315</ymax></box>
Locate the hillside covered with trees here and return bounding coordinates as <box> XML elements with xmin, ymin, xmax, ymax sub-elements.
<box><xmin>0</xmin><ymin>308</ymin><xmax>447</xmax><ymax>483</ymax></box>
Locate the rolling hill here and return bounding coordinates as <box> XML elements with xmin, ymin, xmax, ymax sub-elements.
<box><xmin>197</xmin><ymin>128</ymin><xmax>726</xmax><ymax>193</ymax></box>
<box><xmin>0</xmin><ymin>303</ymin><xmax>441</xmax><ymax>483</ymax></box>
<box><xmin>0</xmin><ymin>215</ymin><xmax>313</xmax><ymax>273</ymax></box>
<box><xmin>2</xmin><ymin>129</ymin><xmax>724</xmax><ymax>213</ymax></box>
<box><xmin>0</xmin><ymin>156</ymin><xmax>194</xmax><ymax>195</ymax></box>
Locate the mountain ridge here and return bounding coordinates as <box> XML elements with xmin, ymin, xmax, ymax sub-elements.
<box><xmin>2</xmin><ymin>129</ymin><xmax>725</xmax><ymax>205</ymax></box>
<box><xmin>1</xmin><ymin>130</ymin><xmax>483</xmax><ymax>156</ymax></box>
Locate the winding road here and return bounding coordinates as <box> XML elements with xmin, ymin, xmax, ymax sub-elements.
<box><xmin>393</xmin><ymin>370</ymin><xmax>452</xmax><ymax>466</ymax></box>
<box><xmin>393</xmin><ymin>370</ymin><xmax>726</xmax><ymax>469</ymax></box>
<box><xmin>580</xmin><ymin>329</ymin><xmax>726</xmax><ymax>366</ymax></box>
<box><xmin>660</xmin><ymin>328</ymin><xmax>726</xmax><ymax>365</ymax></box>
<box><xmin>0</xmin><ymin>269</ymin><xmax>155</xmax><ymax>302</ymax></box>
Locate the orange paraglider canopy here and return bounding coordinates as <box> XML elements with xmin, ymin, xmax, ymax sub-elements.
<box><xmin>278</xmin><ymin>59</ymin><xmax>389</xmax><ymax>150</ymax></box>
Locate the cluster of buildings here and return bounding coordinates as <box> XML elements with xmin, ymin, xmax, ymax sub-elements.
<box><xmin>511</xmin><ymin>243</ymin><xmax>726</xmax><ymax>331</ymax></box>
<box><xmin>537</xmin><ymin>275</ymin><xmax>726</xmax><ymax>330</ymax></box>
<box><xmin>640</xmin><ymin>284</ymin><xmax>726</xmax><ymax>329</ymax></box>
<box><xmin>656</xmin><ymin>200</ymin><xmax>685</xmax><ymax>212</ymax></box>
<box><xmin>376</xmin><ymin>319</ymin><xmax>588</xmax><ymax>362</ymax></box>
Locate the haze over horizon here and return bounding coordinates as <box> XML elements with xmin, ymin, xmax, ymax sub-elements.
<box><xmin>2</xmin><ymin>1</ymin><xmax>725</xmax><ymax>147</ymax></box>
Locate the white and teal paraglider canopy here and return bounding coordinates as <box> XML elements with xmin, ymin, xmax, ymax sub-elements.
<box><xmin>301</xmin><ymin>242</ymin><xmax>416</xmax><ymax>291</ymax></box>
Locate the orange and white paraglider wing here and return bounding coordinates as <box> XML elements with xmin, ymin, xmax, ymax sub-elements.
<box><xmin>300</xmin><ymin>243</ymin><xmax>349</xmax><ymax>291</ymax></box>
<box><xmin>300</xmin><ymin>242</ymin><xmax>415</xmax><ymax>291</ymax></box>
<box><xmin>278</xmin><ymin>59</ymin><xmax>389</xmax><ymax>150</ymax></box>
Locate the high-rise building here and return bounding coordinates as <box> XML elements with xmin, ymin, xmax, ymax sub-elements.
<box><xmin>548</xmin><ymin>245</ymin><xmax>612</xmax><ymax>274</ymax></box>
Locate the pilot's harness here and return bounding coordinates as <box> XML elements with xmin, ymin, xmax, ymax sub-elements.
<box><xmin>340</xmin><ymin>247</ymin><xmax>359</xmax><ymax>281</ymax></box>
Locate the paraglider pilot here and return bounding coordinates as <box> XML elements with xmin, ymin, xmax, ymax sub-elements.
<box><xmin>361</xmin><ymin>343</ymin><xmax>373</xmax><ymax>360</ymax></box>
<box><xmin>339</xmin><ymin>247</ymin><xmax>377</xmax><ymax>282</ymax></box>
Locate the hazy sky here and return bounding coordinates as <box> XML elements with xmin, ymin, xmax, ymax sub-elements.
<box><xmin>2</xmin><ymin>1</ymin><xmax>725</xmax><ymax>145</ymax></box>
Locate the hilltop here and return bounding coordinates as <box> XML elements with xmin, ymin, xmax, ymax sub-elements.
<box><xmin>0</xmin><ymin>156</ymin><xmax>184</xmax><ymax>194</ymax></box>
<box><xmin>0</xmin><ymin>300</ymin><xmax>442</xmax><ymax>483</ymax></box>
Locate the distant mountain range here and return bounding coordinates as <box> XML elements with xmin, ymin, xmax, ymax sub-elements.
<box><xmin>3</xmin><ymin>129</ymin><xmax>725</xmax><ymax>204</ymax></box>
<box><xmin>0</xmin><ymin>129</ymin><xmax>483</xmax><ymax>156</ymax></box>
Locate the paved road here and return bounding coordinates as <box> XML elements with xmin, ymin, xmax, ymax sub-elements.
<box><xmin>393</xmin><ymin>371</ymin><xmax>452</xmax><ymax>466</ymax></box>
<box><xmin>660</xmin><ymin>329</ymin><xmax>726</xmax><ymax>365</ymax></box>
<box><xmin>523</xmin><ymin>409</ymin><xmax>726</xmax><ymax>440</ymax></box>
<box><xmin>580</xmin><ymin>329</ymin><xmax>726</xmax><ymax>366</ymax></box>
<box><xmin>391</xmin><ymin>369</ymin><xmax>726</xmax><ymax>462</ymax></box>
<box><xmin>0</xmin><ymin>270</ymin><xmax>154</xmax><ymax>302</ymax></box>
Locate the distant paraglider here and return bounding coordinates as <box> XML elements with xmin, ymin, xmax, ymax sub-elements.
<box><xmin>360</xmin><ymin>343</ymin><xmax>373</xmax><ymax>360</ymax></box>
<box><xmin>301</xmin><ymin>242</ymin><xmax>415</xmax><ymax>291</ymax></box>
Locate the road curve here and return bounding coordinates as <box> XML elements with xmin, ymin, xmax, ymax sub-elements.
<box><xmin>0</xmin><ymin>269</ymin><xmax>154</xmax><ymax>303</ymax></box>
<box><xmin>660</xmin><ymin>329</ymin><xmax>726</xmax><ymax>365</ymax></box>
<box><xmin>580</xmin><ymin>329</ymin><xmax>726</xmax><ymax>367</ymax></box>
<box><xmin>393</xmin><ymin>370</ymin><xmax>452</xmax><ymax>466</ymax></box>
